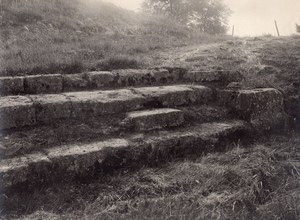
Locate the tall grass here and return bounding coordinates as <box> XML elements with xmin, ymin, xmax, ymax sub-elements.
<box><xmin>3</xmin><ymin>135</ymin><xmax>299</xmax><ymax>219</ymax></box>
<box><xmin>0</xmin><ymin>0</ymin><xmax>229</xmax><ymax>76</ymax></box>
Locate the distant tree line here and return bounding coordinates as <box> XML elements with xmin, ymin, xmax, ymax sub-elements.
<box><xmin>142</xmin><ymin>0</ymin><xmax>231</xmax><ymax>34</ymax></box>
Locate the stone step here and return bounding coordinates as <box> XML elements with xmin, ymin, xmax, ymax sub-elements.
<box><xmin>0</xmin><ymin>120</ymin><xmax>249</xmax><ymax>188</ymax></box>
<box><xmin>183</xmin><ymin>70</ymin><xmax>242</xmax><ymax>83</ymax></box>
<box><xmin>124</xmin><ymin>108</ymin><xmax>185</xmax><ymax>131</ymax></box>
<box><xmin>0</xmin><ymin>104</ymin><xmax>230</xmax><ymax>159</ymax></box>
<box><xmin>0</xmin><ymin>68</ymin><xmax>239</xmax><ymax>96</ymax></box>
<box><xmin>217</xmin><ymin>88</ymin><xmax>288</xmax><ymax>131</ymax></box>
<box><xmin>0</xmin><ymin>85</ymin><xmax>213</xmax><ymax>130</ymax></box>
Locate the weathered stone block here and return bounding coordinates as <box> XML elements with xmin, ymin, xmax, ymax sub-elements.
<box><xmin>47</xmin><ymin>139</ymin><xmax>129</xmax><ymax>173</ymax></box>
<box><xmin>220</xmin><ymin>71</ymin><xmax>243</xmax><ymax>83</ymax></box>
<box><xmin>150</xmin><ymin>69</ymin><xmax>173</xmax><ymax>84</ymax></box>
<box><xmin>126</xmin><ymin>108</ymin><xmax>184</xmax><ymax>131</ymax></box>
<box><xmin>184</xmin><ymin>70</ymin><xmax>221</xmax><ymax>82</ymax></box>
<box><xmin>113</xmin><ymin>69</ymin><xmax>151</xmax><ymax>86</ymax></box>
<box><xmin>86</xmin><ymin>71</ymin><xmax>116</xmax><ymax>88</ymax></box>
<box><xmin>234</xmin><ymin>88</ymin><xmax>283</xmax><ymax>115</ymax></box>
<box><xmin>285</xmin><ymin>95</ymin><xmax>300</xmax><ymax>120</ymax></box>
<box><xmin>30</xmin><ymin>94</ymin><xmax>72</xmax><ymax>122</ymax></box>
<box><xmin>163</xmin><ymin>67</ymin><xmax>187</xmax><ymax>80</ymax></box>
<box><xmin>217</xmin><ymin>88</ymin><xmax>283</xmax><ymax>114</ymax></box>
<box><xmin>217</xmin><ymin>88</ymin><xmax>286</xmax><ymax>131</ymax></box>
<box><xmin>0</xmin><ymin>77</ymin><xmax>24</xmax><ymax>95</ymax></box>
<box><xmin>188</xmin><ymin>85</ymin><xmax>214</xmax><ymax>104</ymax></box>
<box><xmin>0</xmin><ymin>153</ymin><xmax>51</xmax><ymax>188</ymax></box>
<box><xmin>0</xmin><ymin>96</ymin><xmax>36</xmax><ymax>129</ymax></box>
<box><xmin>63</xmin><ymin>73</ymin><xmax>89</xmax><ymax>92</ymax></box>
<box><xmin>169</xmin><ymin>67</ymin><xmax>187</xmax><ymax>80</ymax></box>
<box><xmin>134</xmin><ymin>85</ymin><xmax>195</xmax><ymax>107</ymax></box>
<box><xmin>133</xmin><ymin>120</ymin><xmax>247</xmax><ymax>162</ymax></box>
<box><xmin>184</xmin><ymin>70</ymin><xmax>243</xmax><ymax>84</ymax></box>
<box><xmin>0</xmin><ymin>120</ymin><xmax>249</xmax><ymax>187</ymax></box>
<box><xmin>216</xmin><ymin>89</ymin><xmax>237</xmax><ymax>106</ymax></box>
<box><xmin>24</xmin><ymin>74</ymin><xmax>63</xmax><ymax>94</ymax></box>
<box><xmin>66</xmin><ymin>89</ymin><xmax>147</xmax><ymax>117</ymax></box>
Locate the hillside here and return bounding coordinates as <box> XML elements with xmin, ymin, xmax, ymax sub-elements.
<box><xmin>0</xmin><ymin>0</ymin><xmax>226</xmax><ymax>76</ymax></box>
<box><xmin>0</xmin><ymin>34</ymin><xmax>299</xmax><ymax>220</ymax></box>
<box><xmin>0</xmin><ymin>1</ymin><xmax>299</xmax><ymax>220</ymax></box>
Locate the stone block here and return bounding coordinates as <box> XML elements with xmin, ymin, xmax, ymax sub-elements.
<box><xmin>134</xmin><ymin>85</ymin><xmax>195</xmax><ymax>107</ymax></box>
<box><xmin>113</xmin><ymin>69</ymin><xmax>151</xmax><ymax>86</ymax></box>
<box><xmin>188</xmin><ymin>85</ymin><xmax>214</xmax><ymax>104</ymax></box>
<box><xmin>66</xmin><ymin>89</ymin><xmax>147</xmax><ymax>117</ymax></box>
<box><xmin>86</xmin><ymin>71</ymin><xmax>116</xmax><ymax>88</ymax></box>
<box><xmin>47</xmin><ymin>139</ymin><xmax>129</xmax><ymax>173</ymax></box>
<box><xmin>0</xmin><ymin>120</ymin><xmax>249</xmax><ymax>187</ymax></box>
<box><xmin>30</xmin><ymin>94</ymin><xmax>72</xmax><ymax>122</ymax></box>
<box><xmin>184</xmin><ymin>70</ymin><xmax>221</xmax><ymax>82</ymax></box>
<box><xmin>126</xmin><ymin>108</ymin><xmax>184</xmax><ymax>131</ymax></box>
<box><xmin>217</xmin><ymin>88</ymin><xmax>283</xmax><ymax>114</ymax></box>
<box><xmin>0</xmin><ymin>96</ymin><xmax>36</xmax><ymax>129</ymax></box>
<box><xmin>150</xmin><ymin>69</ymin><xmax>173</xmax><ymax>84</ymax></box>
<box><xmin>0</xmin><ymin>153</ymin><xmax>51</xmax><ymax>188</ymax></box>
<box><xmin>217</xmin><ymin>88</ymin><xmax>285</xmax><ymax>131</ymax></box>
<box><xmin>63</xmin><ymin>73</ymin><xmax>89</xmax><ymax>92</ymax></box>
<box><xmin>24</xmin><ymin>74</ymin><xmax>63</xmax><ymax>94</ymax></box>
<box><xmin>234</xmin><ymin>88</ymin><xmax>283</xmax><ymax>115</ymax></box>
<box><xmin>133</xmin><ymin>120</ymin><xmax>247</xmax><ymax>162</ymax></box>
<box><xmin>220</xmin><ymin>71</ymin><xmax>243</xmax><ymax>83</ymax></box>
<box><xmin>216</xmin><ymin>89</ymin><xmax>237</xmax><ymax>106</ymax></box>
<box><xmin>163</xmin><ymin>67</ymin><xmax>187</xmax><ymax>80</ymax></box>
<box><xmin>0</xmin><ymin>77</ymin><xmax>24</xmax><ymax>95</ymax></box>
<box><xmin>184</xmin><ymin>70</ymin><xmax>243</xmax><ymax>84</ymax></box>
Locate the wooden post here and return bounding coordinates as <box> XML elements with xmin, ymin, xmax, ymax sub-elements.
<box><xmin>232</xmin><ymin>25</ymin><xmax>235</xmax><ymax>37</ymax></box>
<box><xmin>274</xmin><ymin>20</ymin><xmax>280</xmax><ymax>36</ymax></box>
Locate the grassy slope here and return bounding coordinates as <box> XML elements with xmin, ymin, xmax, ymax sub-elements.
<box><xmin>0</xmin><ymin>0</ymin><xmax>227</xmax><ymax>76</ymax></box>
<box><xmin>154</xmin><ymin>36</ymin><xmax>300</xmax><ymax>91</ymax></box>
<box><xmin>3</xmin><ymin>135</ymin><xmax>300</xmax><ymax>220</ymax></box>
<box><xmin>154</xmin><ymin>35</ymin><xmax>300</xmax><ymax>125</ymax></box>
<box><xmin>1</xmin><ymin>1</ymin><xmax>299</xmax><ymax>219</ymax></box>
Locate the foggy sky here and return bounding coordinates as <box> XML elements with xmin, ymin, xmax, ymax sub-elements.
<box><xmin>104</xmin><ymin>0</ymin><xmax>300</xmax><ymax>36</ymax></box>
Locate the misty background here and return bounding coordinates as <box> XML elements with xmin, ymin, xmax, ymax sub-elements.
<box><xmin>105</xmin><ymin>0</ymin><xmax>300</xmax><ymax>36</ymax></box>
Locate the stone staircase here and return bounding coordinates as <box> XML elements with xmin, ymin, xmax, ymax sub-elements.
<box><xmin>0</xmin><ymin>68</ymin><xmax>287</xmax><ymax>188</ymax></box>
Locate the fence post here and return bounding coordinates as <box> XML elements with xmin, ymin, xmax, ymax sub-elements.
<box><xmin>274</xmin><ymin>20</ymin><xmax>280</xmax><ymax>36</ymax></box>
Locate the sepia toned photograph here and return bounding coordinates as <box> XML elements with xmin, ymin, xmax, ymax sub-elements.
<box><xmin>0</xmin><ymin>0</ymin><xmax>299</xmax><ymax>219</ymax></box>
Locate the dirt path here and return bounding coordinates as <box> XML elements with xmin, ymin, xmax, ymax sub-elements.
<box><xmin>153</xmin><ymin>36</ymin><xmax>300</xmax><ymax>90</ymax></box>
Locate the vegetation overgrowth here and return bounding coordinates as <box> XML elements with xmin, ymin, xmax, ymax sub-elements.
<box><xmin>0</xmin><ymin>0</ymin><xmax>228</xmax><ymax>76</ymax></box>
<box><xmin>0</xmin><ymin>1</ymin><xmax>299</xmax><ymax>219</ymax></box>
<box><xmin>3</xmin><ymin>135</ymin><xmax>299</xmax><ymax>220</ymax></box>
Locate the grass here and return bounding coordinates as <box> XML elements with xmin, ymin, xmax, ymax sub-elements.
<box><xmin>2</xmin><ymin>134</ymin><xmax>299</xmax><ymax>219</ymax></box>
<box><xmin>153</xmin><ymin>35</ymin><xmax>300</xmax><ymax>89</ymax></box>
<box><xmin>1</xmin><ymin>1</ymin><xmax>299</xmax><ymax>219</ymax></box>
<box><xmin>0</xmin><ymin>0</ymin><xmax>229</xmax><ymax>76</ymax></box>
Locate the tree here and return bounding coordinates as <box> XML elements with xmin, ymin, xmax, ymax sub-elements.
<box><xmin>142</xmin><ymin>0</ymin><xmax>187</xmax><ymax>22</ymax></box>
<box><xmin>296</xmin><ymin>23</ymin><xmax>300</xmax><ymax>33</ymax></box>
<box><xmin>142</xmin><ymin>0</ymin><xmax>231</xmax><ymax>34</ymax></box>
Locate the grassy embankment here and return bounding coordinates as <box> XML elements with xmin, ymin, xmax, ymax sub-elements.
<box><xmin>0</xmin><ymin>1</ymin><xmax>299</xmax><ymax>219</ymax></box>
<box><xmin>0</xmin><ymin>0</ymin><xmax>228</xmax><ymax>77</ymax></box>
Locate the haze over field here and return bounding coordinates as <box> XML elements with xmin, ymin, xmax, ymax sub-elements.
<box><xmin>104</xmin><ymin>0</ymin><xmax>300</xmax><ymax>36</ymax></box>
